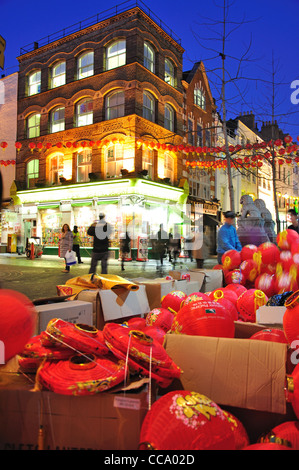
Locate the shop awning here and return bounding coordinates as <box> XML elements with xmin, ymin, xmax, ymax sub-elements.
<box><xmin>71</xmin><ymin>202</ymin><xmax>92</xmax><ymax>207</ymax></box>
<box><xmin>38</xmin><ymin>204</ymin><xmax>60</xmax><ymax>209</ymax></box>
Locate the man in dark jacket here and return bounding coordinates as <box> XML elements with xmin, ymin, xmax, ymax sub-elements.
<box><xmin>87</xmin><ymin>214</ymin><xmax>112</xmax><ymax>274</ymax></box>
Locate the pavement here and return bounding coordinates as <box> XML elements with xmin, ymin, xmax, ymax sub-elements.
<box><xmin>0</xmin><ymin>252</ymin><xmax>218</xmax><ymax>301</ymax></box>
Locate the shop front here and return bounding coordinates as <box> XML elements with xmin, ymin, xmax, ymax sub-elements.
<box><xmin>13</xmin><ymin>178</ymin><xmax>189</xmax><ymax>259</ymax></box>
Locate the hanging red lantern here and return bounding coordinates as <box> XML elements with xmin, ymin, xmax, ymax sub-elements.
<box><xmin>278</xmin><ymin>158</ymin><xmax>284</xmax><ymax>165</ymax></box>
<box><xmin>221</xmin><ymin>249</ymin><xmax>242</xmax><ymax>270</ymax></box>
<box><xmin>46</xmin><ymin>142</ymin><xmax>52</xmax><ymax>149</ymax></box>
<box><xmin>257</xmin><ymin>242</ymin><xmax>280</xmax><ymax>265</ymax></box>
<box><xmin>171</xmin><ymin>299</ymin><xmax>235</xmax><ymax>338</ymax></box>
<box><xmin>89</xmin><ymin>140</ymin><xmax>95</xmax><ymax>148</ymax></box>
<box><xmin>37</xmin><ymin>142</ymin><xmax>43</xmax><ymax>151</ymax></box>
<box><xmin>66</xmin><ymin>141</ymin><xmax>72</xmax><ymax>148</ymax></box>
<box><xmin>254</xmin><ymin>273</ymin><xmax>276</xmax><ymax>298</ymax></box>
<box><xmin>161</xmin><ymin>291</ymin><xmax>188</xmax><ymax>314</ymax></box>
<box><xmin>285</xmin><ymin>135</ymin><xmax>293</xmax><ymax>144</ymax></box>
<box><xmin>279</xmin><ymin>148</ymin><xmax>286</xmax><ymax>155</ymax></box>
<box><xmin>95</xmin><ymin>140</ymin><xmax>101</xmax><ymax>147</ymax></box>
<box><xmin>15</xmin><ymin>142</ymin><xmax>22</xmax><ymax>151</ymax></box>
<box><xmin>237</xmin><ymin>288</ymin><xmax>268</xmax><ymax>323</ymax></box>
<box><xmin>81</xmin><ymin>141</ymin><xmax>87</xmax><ymax>147</ymax></box>
<box><xmin>0</xmin><ymin>141</ymin><xmax>8</xmax><ymax>150</ymax></box>
<box><xmin>275</xmin><ymin>139</ymin><xmax>283</xmax><ymax>147</ymax></box>
<box><xmin>56</xmin><ymin>142</ymin><xmax>63</xmax><ymax>148</ymax></box>
<box><xmin>139</xmin><ymin>391</ymin><xmax>236</xmax><ymax>450</ymax></box>
<box><xmin>277</xmin><ymin>229</ymin><xmax>299</xmax><ymax>251</ymax></box>
<box><xmin>28</xmin><ymin>142</ymin><xmax>36</xmax><ymax>152</ymax></box>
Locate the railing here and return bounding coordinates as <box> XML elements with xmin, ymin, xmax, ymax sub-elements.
<box><xmin>20</xmin><ymin>0</ymin><xmax>181</xmax><ymax>55</ymax></box>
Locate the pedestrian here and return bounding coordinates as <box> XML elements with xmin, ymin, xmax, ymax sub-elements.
<box><xmin>72</xmin><ymin>225</ymin><xmax>83</xmax><ymax>264</ymax></box>
<box><xmin>192</xmin><ymin>226</ymin><xmax>210</xmax><ymax>269</ymax></box>
<box><xmin>119</xmin><ymin>231</ymin><xmax>131</xmax><ymax>271</ymax></box>
<box><xmin>155</xmin><ymin>224</ymin><xmax>169</xmax><ymax>271</ymax></box>
<box><xmin>87</xmin><ymin>214</ymin><xmax>112</xmax><ymax>275</ymax></box>
<box><xmin>59</xmin><ymin>223</ymin><xmax>74</xmax><ymax>273</ymax></box>
<box><xmin>168</xmin><ymin>228</ymin><xmax>181</xmax><ymax>268</ymax></box>
<box><xmin>217</xmin><ymin>211</ymin><xmax>242</xmax><ymax>264</ymax></box>
<box><xmin>287</xmin><ymin>209</ymin><xmax>299</xmax><ymax>233</ymax></box>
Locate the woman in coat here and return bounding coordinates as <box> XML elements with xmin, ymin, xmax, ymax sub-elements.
<box><xmin>59</xmin><ymin>224</ymin><xmax>74</xmax><ymax>273</ymax></box>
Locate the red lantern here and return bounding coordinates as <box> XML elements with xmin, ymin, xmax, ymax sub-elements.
<box><xmin>224</xmin><ymin>283</ymin><xmax>247</xmax><ymax>298</ymax></box>
<box><xmin>283</xmin><ymin>291</ymin><xmax>299</xmax><ymax>345</ymax></box>
<box><xmin>209</xmin><ymin>288</ymin><xmax>238</xmax><ymax>307</ymax></box>
<box><xmin>257</xmin><ymin>242</ymin><xmax>280</xmax><ymax>265</ymax></box>
<box><xmin>182</xmin><ymin>292</ymin><xmax>210</xmax><ymax>307</ymax></box>
<box><xmin>139</xmin><ymin>391</ymin><xmax>236</xmax><ymax>450</ymax></box>
<box><xmin>277</xmin><ymin>229</ymin><xmax>299</xmax><ymax>251</ymax></box>
<box><xmin>237</xmin><ymin>289</ymin><xmax>268</xmax><ymax>323</ymax></box>
<box><xmin>223</xmin><ymin>410</ymin><xmax>250</xmax><ymax>450</ymax></box>
<box><xmin>274</xmin><ymin>265</ymin><xmax>298</xmax><ymax>294</ymax></box>
<box><xmin>221</xmin><ymin>249</ymin><xmax>242</xmax><ymax>270</ymax></box>
<box><xmin>89</xmin><ymin>141</ymin><xmax>95</xmax><ymax>148</ymax></box>
<box><xmin>250</xmin><ymin>328</ymin><xmax>288</xmax><ymax>344</ymax></box>
<box><xmin>241</xmin><ymin>244</ymin><xmax>258</xmax><ymax>261</ymax></box>
<box><xmin>254</xmin><ymin>273</ymin><xmax>276</xmax><ymax>298</ymax></box>
<box><xmin>66</xmin><ymin>141</ymin><xmax>72</xmax><ymax>148</ymax></box>
<box><xmin>224</xmin><ymin>269</ymin><xmax>246</xmax><ymax>286</ymax></box>
<box><xmin>286</xmin><ymin>363</ymin><xmax>299</xmax><ymax>420</ymax></box>
<box><xmin>263</xmin><ymin>421</ymin><xmax>299</xmax><ymax>450</ymax></box>
<box><xmin>0</xmin><ymin>290</ymin><xmax>36</xmax><ymax>362</ymax></box>
<box><xmin>145</xmin><ymin>308</ymin><xmax>174</xmax><ymax>332</ymax></box>
<box><xmin>143</xmin><ymin>326</ymin><xmax>166</xmax><ymax>345</ymax></box>
<box><xmin>126</xmin><ymin>316</ymin><xmax>146</xmax><ymax>330</ymax></box>
<box><xmin>0</xmin><ymin>141</ymin><xmax>8</xmax><ymax>150</ymax></box>
<box><xmin>171</xmin><ymin>299</ymin><xmax>235</xmax><ymax>338</ymax></box>
<box><xmin>46</xmin><ymin>142</ymin><xmax>52</xmax><ymax>149</ymax></box>
<box><xmin>56</xmin><ymin>142</ymin><xmax>63</xmax><ymax>148</ymax></box>
<box><xmin>239</xmin><ymin>259</ymin><xmax>258</xmax><ymax>283</ymax></box>
<box><xmin>28</xmin><ymin>142</ymin><xmax>36</xmax><ymax>152</ymax></box>
<box><xmin>285</xmin><ymin>135</ymin><xmax>293</xmax><ymax>144</ymax></box>
<box><xmin>161</xmin><ymin>291</ymin><xmax>188</xmax><ymax>314</ymax></box>
<box><xmin>37</xmin><ymin>142</ymin><xmax>43</xmax><ymax>151</ymax></box>
<box><xmin>279</xmin><ymin>250</ymin><xmax>296</xmax><ymax>272</ymax></box>
<box><xmin>15</xmin><ymin>142</ymin><xmax>22</xmax><ymax>151</ymax></box>
<box><xmin>243</xmin><ymin>443</ymin><xmax>292</xmax><ymax>450</ymax></box>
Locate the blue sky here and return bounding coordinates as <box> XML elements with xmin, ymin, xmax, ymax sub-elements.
<box><xmin>1</xmin><ymin>0</ymin><xmax>298</xmax><ymax>138</ymax></box>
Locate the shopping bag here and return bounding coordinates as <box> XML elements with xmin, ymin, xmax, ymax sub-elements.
<box><xmin>65</xmin><ymin>250</ymin><xmax>77</xmax><ymax>266</ymax></box>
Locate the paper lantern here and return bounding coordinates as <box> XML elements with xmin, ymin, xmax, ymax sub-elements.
<box><xmin>37</xmin><ymin>354</ymin><xmax>126</xmax><ymax>395</ymax></box>
<box><xmin>257</xmin><ymin>242</ymin><xmax>280</xmax><ymax>266</ymax></box>
<box><xmin>44</xmin><ymin>318</ymin><xmax>109</xmax><ymax>357</ymax></box>
<box><xmin>139</xmin><ymin>391</ymin><xmax>236</xmax><ymax>450</ymax></box>
<box><xmin>254</xmin><ymin>273</ymin><xmax>276</xmax><ymax>298</ymax></box>
<box><xmin>223</xmin><ymin>410</ymin><xmax>250</xmax><ymax>450</ymax></box>
<box><xmin>237</xmin><ymin>289</ymin><xmax>268</xmax><ymax>323</ymax></box>
<box><xmin>277</xmin><ymin>229</ymin><xmax>299</xmax><ymax>251</ymax></box>
<box><xmin>286</xmin><ymin>364</ymin><xmax>299</xmax><ymax>420</ymax></box>
<box><xmin>274</xmin><ymin>265</ymin><xmax>298</xmax><ymax>294</ymax></box>
<box><xmin>212</xmin><ymin>297</ymin><xmax>238</xmax><ymax>321</ymax></box>
<box><xmin>283</xmin><ymin>291</ymin><xmax>299</xmax><ymax>344</ymax></box>
<box><xmin>250</xmin><ymin>328</ymin><xmax>288</xmax><ymax>344</ymax></box>
<box><xmin>161</xmin><ymin>291</ymin><xmax>188</xmax><ymax>314</ymax></box>
<box><xmin>0</xmin><ymin>290</ymin><xmax>36</xmax><ymax>363</ymax></box>
<box><xmin>239</xmin><ymin>259</ymin><xmax>258</xmax><ymax>283</ymax></box>
<box><xmin>243</xmin><ymin>443</ymin><xmax>292</xmax><ymax>450</ymax></box>
<box><xmin>241</xmin><ymin>244</ymin><xmax>258</xmax><ymax>261</ymax></box>
<box><xmin>209</xmin><ymin>288</ymin><xmax>238</xmax><ymax>307</ymax></box>
<box><xmin>145</xmin><ymin>308</ymin><xmax>174</xmax><ymax>332</ymax></box>
<box><xmin>279</xmin><ymin>251</ymin><xmax>296</xmax><ymax>272</ymax></box>
<box><xmin>171</xmin><ymin>299</ymin><xmax>235</xmax><ymax>338</ymax></box>
<box><xmin>126</xmin><ymin>317</ymin><xmax>147</xmax><ymax>330</ymax></box>
<box><xmin>262</xmin><ymin>421</ymin><xmax>299</xmax><ymax>450</ymax></box>
<box><xmin>182</xmin><ymin>292</ymin><xmax>210</xmax><ymax>307</ymax></box>
<box><xmin>143</xmin><ymin>326</ymin><xmax>166</xmax><ymax>344</ymax></box>
<box><xmin>20</xmin><ymin>334</ymin><xmax>73</xmax><ymax>360</ymax></box>
<box><xmin>224</xmin><ymin>283</ymin><xmax>247</xmax><ymax>298</ymax></box>
<box><xmin>224</xmin><ymin>269</ymin><xmax>246</xmax><ymax>286</ymax></box>
<box><xmin>221</xmin><ymin>250</ymin><xmax>242</xmax><ymax>270</ymax></box>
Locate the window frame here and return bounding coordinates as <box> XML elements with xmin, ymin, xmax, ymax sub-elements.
<box><xmin>194</xmin><ymin>87</ymin><xmax>206</xmax><ymax>110</ymax></box>
<box><xmin>165</xmin><ymin>58</ymin><xmax>175</xmax><ymax>87</ymax></box>
<box><xmin>76</xmin><ymin>98</ymin><xmax>93</xmax><ymax>127</ymax></box>
<box><xmin>105</xmin><ymin>143</ymin><xmax>134</xmax><ymax>178</ymax></box>
<box><xmin>143</xmin><ymin>91</ymin><xmax>155</xmax><ymax>122</ymax></box>
<box><xmin>164</xmin><ymin>103</ymin><xmax>175</xmax><ymax>132</ymax></box>
<box><xmin>26</xmin><ymin>159</ymin><xmax>39</xmax><ymax>189</ymax></box>
<box><xmin>77</xmin><ymin>148</ymin><xmax>92</xmax><ymax>182</ymax></box>
<box><xmin>50</xmin><ymin>106</ymin><xmax>65</xmax><ymax>133</ymax></box>
<box><xmin>49</xmin><ymin>153</ymin><xmax>64</xmax><ymax>185</ymax></box>
<box><xmin>105</xmin><ymin>90</ymin><xmax>125</xmax><ymax>120</ymax></box>
<box><xmin>106</xmin><ymin>39</ymin><xmax>126</xmax><ymax>71</ymax></box>
<box><xmin>77</xmin><ymin>51</ymin><xmax>94</xmax><ymax>80</ymax></box>
<box><xmin>27</xmin><ymin>113</ymin><xmax>41</xmax><ymax>138</ymax></box>
<box><xmin>51</xmin><ymin>61</ymin><xmax>66</xmax><ymax>88</ymax></box>
<box><xmin>27</xmin><ymin>70</ymin><xmax>41</xmax><ymax>96</ymax></box>
<box><xmin>144</xmin><ymin>41</ymin><xmax>155</xmax><ymax>73</ymax></box>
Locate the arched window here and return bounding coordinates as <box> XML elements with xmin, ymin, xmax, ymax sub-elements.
<box><xmin>51</xmin><ymin>61</ymin><xmax>66</xmax><ymax>88</ymax></box>
<box><xmin>144</xmin><ymin>42</ymin><xmax>155</xmax><ymax>73</ymax></box>
<box><xmin>143</xmin><ymin>91</ymin><xmax>155</xmax><ymax>122</ymax></box>
<box><xmin>27</xmin><ymin>113</ymin><xmax>41</xmax><ymax>138</ymax></box>
<box><xmin>105</xmin><ymin>142</ymin><xmax>134</xmax><ymax>178</ymax></box>
<box><xmin>142</xmin><ymin>148</ymin><xmax>153</xmax><ymax>179</ymax></box>
<box><xmin>26</xmin><ymin>159</ymin><xmax>39</xmax><ymax>188</ymax></box>
<box><xmin>165</xmin><ymin>59</ymin><xmax>175</xmax><ymax>87</ymax></box>
<box><xmin>50</xmin><ymin>106</ymin><xmax>65</xmax><ymax>133</ymax></box>
<box><xmin>77</xmin><ymin>51</ymin><xmax>94</xmax><ymax>79</ymax></box>
<box><xmin>49</xmin><ymin>153</ymin><xmax>64</xmax><ymax>185</ymax></box>
<box><xmin>76</xmin><ymin>98</ymin><xmax>93</xmax><ymax>127</ymax></box>
<box><xmin>106</xmin><ymin>40</ymin><xmax>126</xmax><ymax>70</ymax></box>
<box><xmin>77</xmin><ymin>149</ymin><xmax>92</xmax><ymax>182</ymax></box>
<box><xmin>164</xmin><ymin>104</ymin><xmax>174</xmax><ymax>132</ymax></box>
<box><xmin>27</xmin><ymin>70</ymin><xmax>41</xmax><ymax>96</ymax></box>
<box><xmin>105</xmin><ymin>90</ymin><xmax>125</xmax><ymax>120</ymax></box>
<box><xmin>158</xmin><ymin>151</ymin><xmax>174</xmax><ymax>183</ymax></box>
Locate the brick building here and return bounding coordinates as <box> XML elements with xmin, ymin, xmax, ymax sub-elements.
<box><xmin>12</xmin><ymin>2</ymin><xmax>217</xmax><ymax>257</ymax></box>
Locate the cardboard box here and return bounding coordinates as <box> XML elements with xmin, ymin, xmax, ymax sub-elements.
<box><xmin>256</xmin><ymin>306</ymin><xmax>286</xmax><ymax>326</ymax></box>
<box><xmin>0</xmin><ymin>373</ymin><xmax>151</xmax><ymax>450</ymax></box>
<box><xmin>35</xmin><ymin>300</ymin><xmax>93</xmax><ymax>334</ymax></box>
<box><xmin>189</xmin><ymin>269</ymin><xmax>223</xmax><ymax>292</ymax></box>
<box><xmin>132</xmin><ymin>278</ymin><xmax>175</xmax><ymax>309</ymax></box>
<box><xmin>174</xmin><ymin>279</ymin><xmax>200</xmax><ymax>295</ymax></box>
<box><xmin>164</xmin><ymin>322</ymin><xmax>287</xmax><ymax>415</ymax></box>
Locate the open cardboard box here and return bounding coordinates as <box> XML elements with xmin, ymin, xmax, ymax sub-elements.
<box><xmin>0</xmin><ymin>360</ymin><xmax>153</xmax><ymax>450</ymax></box>
<box><xmin>189</xmin><ymin>269</ymin><xmax>224</xmax><ymax>292</ymax></box>
<box><xmin>256</xmin><ymin>306</ymin><xmax>286</xmax><ymax>326</ymax></box>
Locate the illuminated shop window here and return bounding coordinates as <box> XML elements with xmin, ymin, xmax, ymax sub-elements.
<box><xmin>27</xmin><ymin>70</ymin><xmax>41</xmax><ymax>96</ymax></box>
<box><xmin>142</xmin><ymin>148</ymin><xmax>153</xmax><ymax>178</ymax></box>
<box><xmin>158</xmin><ymin>152</ymin><xmax>174</xmax><ymax>183</ymax></box>
<box><xmin>105</xmin><ymin>143</ymin><xmax>134</xmax><ymax>178</ymax></box>
<box><xmin>77</xmin><ymin>149</ymin><xmax>92</xmax><ymax>182</ymax></box>
<box><xmin>77</xmin><ymin>51</ymin><xmax>94</xmax><ymax>79</ymax></box>
<box><xmin>50</xmin><ymin>106</ymin><xmax>65</xmax><ymax>133</ymax></box>
<box><xmin>27</xmin><ymin>113</ymin><xmax>41</xmax><ymax>138</ymax></box>
<box><xmin>105</xmin><ymin>90</ymin><xmax>125</xmax><ymax>120</ymax></box>
<box><xmin>49</xmin><ymin>153</ymin><xmax>64</xmax><ymax>185</ymax></box>
<box><xmin>51</xmin><ymin>61</ymin><xmax>66</xmax><ymax>88</ymax></box>
<box><xmin>26</xmin><ymin>159</ymin><xmax>39</xmax><ymax>188</ymax></box>
<box><xmin>106</xmin><ymin>40</ymin><xmax>126</xmax><ymax>71</ymax></box>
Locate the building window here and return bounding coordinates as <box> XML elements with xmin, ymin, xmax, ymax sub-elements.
<box><xmin>165</xmin><ymin>59</ymin><xmax>175</xmax><ymax>87</ymax></box>
<box><xmin>164</xmin><ymin>104</ymin><xmax>174</xmax><ymax>132</ymax></box>
<box><xmin>205</xmin><ymin>129</ymin><xmax>211</xmax><ymax>146</ymax></box>
<box><xmin>196</xmin><ymin>124</ymin><xmax>203</xmax><ymax>146</ymax></box>
<box><xmin>49</xmin><ymin>153</ymin><xmax>64</xmax><ymax>185</ymax></box>
<box><xmin>51</xmin><ymin>61</ymin><xmax>66</xmax><ymax>88</ymax></box>
<box><xmin>26</xmin><ymin>159</ymin><xmax>39</xmax><ymax>188</ymax></box>
<box><xmin>105</xmin><ymin>143</ymin><xmax>134</xmax><ymax>178</ymax></box>
<box><xmin>143</xmin><ymin>91</ymin><xmax>155</xmax><ymax>122</ymax></box>
<box><xmin>76</xmin><ymin>98</ymin><xmax>93</xmax><ymax>127</ymax></box>
<box><xmin>188</xmin><ymin>119</ymin><xmax>194</xmax><ymax>145</ymax></box>
<box><xmin>105</xmin><ymin>90</ymin><xmax>125</xmax><ymax>120</ymax></box>
<box><xmin>106</xmin><ymin>40</ymin><xmax>126</xmax><ymax>71</ymax></box>
<box><xmin>77</xmin><ymin>51</ymin><xmax>94</xmax><ymax>79</ymax></box>
<box><xmin>27</xmin><ymin>70</ymin><xmax>41</xmax><ymax>96</ymax></box>
<box><xmin>158</xmin><ymin>152</ymin><xmax>174</xmax><ymax>183</ymax></box>
<box><xmin>50</xmin><ymin>106</ymin><xmax>65</xmax><ymax>133</ymax></box>
<box><xmin>189</xmin><ymin>168</ymin><xmax>210</xmax><ymax>199</ymax></box>
<box><xmin>194</xmin><ymin>87</ymin><xmax>206</xmax><ymax>110</ymax></box>
<box><xmin>142</xmin><ymin>148</ymin><xmax>153</xmax><ymax>179</ymax></box>
<box><xmin>144</xmin><ymin>42</ymin><xmax>155</xmax><ymax>73</ymax></box>
<box><xmin>27</xmin><ymin>113</ymin><xmax>41</xmax><ymax>138</ymax></box>
<box><xmin>77</xmin><ymin>149</ymin><xmax>92</xmax><ymax>182</ymax></box>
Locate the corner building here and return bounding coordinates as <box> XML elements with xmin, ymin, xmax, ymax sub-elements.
<box><xmin>14</xmin><ymin>3</ymin><xmax>215</xmax><ymax>257</ymax></box>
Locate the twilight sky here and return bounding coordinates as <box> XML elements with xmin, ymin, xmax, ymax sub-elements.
<box><xmin>1</xmin><ymin>0</ymin><xmax>298</xmax><ymax>138</ymax></box>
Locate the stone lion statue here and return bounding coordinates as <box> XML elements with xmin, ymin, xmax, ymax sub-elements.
<box><xmin>254</xmin><ymin>198</ymin><xmax>276</xmax><ymax>242</ymax></box>
<box><xmin>239</xmin><ymin>194</ymin><xmax>261</xmax><ymax>219</ymax></box>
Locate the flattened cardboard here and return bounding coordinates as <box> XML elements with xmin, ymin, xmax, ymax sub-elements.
<box><xmin>35</xmin><ymin>300</ymin><xmax>93</xmax><ymax>334</ymax></box>
<box><xmin>256</xmin><ymin>306</ymin><xmax>286</xmax><ymax>325</ymax></box>
<box><xmin>164</xmin><ymin>332</ymin><xmax>287</xmax><ymax>414</ymax></box>
<box><xmin>189</xmin><ymin>269</ymin><xmax>223</xmax><ymax>292</ymax></box>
